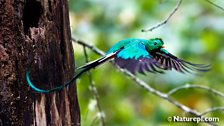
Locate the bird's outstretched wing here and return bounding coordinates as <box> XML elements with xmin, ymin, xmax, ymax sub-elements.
<box><xmin>152</xmin><ymin>48</ymin><xmax>211</xmax><ymax>74</ymax></box>
<box><xmin>114</xmin><ymin>43</ymin><xmax>210</xmax><ymax>75</ymax></box>
<box><xmin>114</xmin><ymin>42</ymin><xmax>164</xmax><ymax>74</ymax></box>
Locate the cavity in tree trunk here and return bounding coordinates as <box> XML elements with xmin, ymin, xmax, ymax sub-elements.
<box><xmin>0</xmin><ymin>0</ymin><xmax>80</xmax><ymax>125</ymax></box>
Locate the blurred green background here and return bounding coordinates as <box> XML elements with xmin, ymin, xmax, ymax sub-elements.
<box><xmin>68</xmin><ymin>0</ymin><xmax>224</xmax><ymax>125</ymax></box>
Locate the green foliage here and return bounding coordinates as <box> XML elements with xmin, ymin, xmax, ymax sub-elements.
<box><xmin>69</xmin><ymin>0</ymin><xmax>224</xmax><ymax>125</ymax></box>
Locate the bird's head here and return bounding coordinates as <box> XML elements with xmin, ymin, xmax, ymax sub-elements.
<box><xmin>145</xmin><ymin>38</ymin><xmax>165</xmax><ymax>51</ymax></box>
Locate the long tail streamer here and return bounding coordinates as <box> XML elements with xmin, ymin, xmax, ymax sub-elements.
<box><xmin>26</xmin><ymin>51</ymin><xmax>118</xmax><ymax>93</ymax></box>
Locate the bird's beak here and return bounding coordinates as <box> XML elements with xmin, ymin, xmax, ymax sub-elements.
<box><xmin>162</xmin><ymin>45</ymin><xmax>165</xmax><ymax>48</ymax></box>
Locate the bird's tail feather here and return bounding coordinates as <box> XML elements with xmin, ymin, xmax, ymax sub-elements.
<box><xmin>77</xmin><ymin>51</ymin><xmax>117</xmax><ymax>70</ymax></box>
<box><xmin>26</xmin><ymin>51</ymin><xmax>118</xmax><ymax>93</ymax></box>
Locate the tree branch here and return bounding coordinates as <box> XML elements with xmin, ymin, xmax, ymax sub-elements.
<box><xmin>141</xmin><ymin>0</ymin><xmax>224</xmax><ymax>32</ymax></box>
<box><xmin>205</xmin><ymin>0</ymin><xmax>224</xmax><ymax>11</ymax></box>
<box><xmin>167</xmin><ymin>84</ymin><xmax>224</xmax><ymax>98</ymax></box>
<box><xmin>72</xmin><ymin>38</ymin><xmax>222</xmax><ymax>126</ymax></box>
<box><xmin>200</xmin><ymin>106</ymin><xmax>224</xmax><ymax>116</ymax></box>
<box><xmin>141</xmin><ymin>0</ymin><xmax>182</xmax><ymax>32</ymax></box>
<box><xmin>72</xmin><ymin>38</ymin><xmax>105</xmax><ymax>56</ymax></box>
<box><xmin>83</xmin><ymin>46</ymin><xmax>105</xmax><ymax>126</ymax></box>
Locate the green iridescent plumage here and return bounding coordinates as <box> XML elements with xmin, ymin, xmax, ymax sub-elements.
<box><xmin>26</xmin><ymin>38</ymin><xmax>210</xmax><ymax>93</ymax></box>
<box><xmin>107</xmin><ymin>38</ymin><xmax>165</xmax><ymax>58</ymax></box>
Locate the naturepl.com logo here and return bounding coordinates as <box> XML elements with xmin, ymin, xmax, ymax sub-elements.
<box><xmin>167</xmin><ymin>116</ymin><xmax>219</xmax><ymax>123</ymax></box>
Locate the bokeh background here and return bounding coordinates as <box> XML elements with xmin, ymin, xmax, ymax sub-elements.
<box><xmin>68</xmin><ymin>0</ymin><xmax>224</xmax><ymax>125</ymax></box>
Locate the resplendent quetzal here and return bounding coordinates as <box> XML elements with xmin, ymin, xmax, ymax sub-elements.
<box><xmin>26</xmin><ymin>38</ymin><xmax>210</xmax><ymax>93</ymax></box>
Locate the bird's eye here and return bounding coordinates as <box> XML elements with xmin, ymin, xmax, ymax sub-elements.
<box><xmin>154</xmin><ymin>42</ymin><xmax>157</xmax><ymax>45</ymax></box>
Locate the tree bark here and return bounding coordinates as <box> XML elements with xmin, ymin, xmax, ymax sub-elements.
<box><xmin>0</xmin><ymin>0</ymin><xmax>80</xmax><ymax>125</ymax></box>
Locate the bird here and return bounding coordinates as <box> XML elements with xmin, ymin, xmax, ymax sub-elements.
<box><xmin>26</xmin><ymin>38</ymin><xmax>210</xmax><ymax>93</ymax></box>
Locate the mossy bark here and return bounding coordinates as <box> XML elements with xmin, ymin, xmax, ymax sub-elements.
<box><xmin>0</xmin><ymin>0</ymin><xmax>80</xmax><ymax>125</ymax></box>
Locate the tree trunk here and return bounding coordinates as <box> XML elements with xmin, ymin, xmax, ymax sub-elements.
<box><xmin>0</xmin><ymin>0</ymin><xmax>80</xmax><ymax>125</ymax></box>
